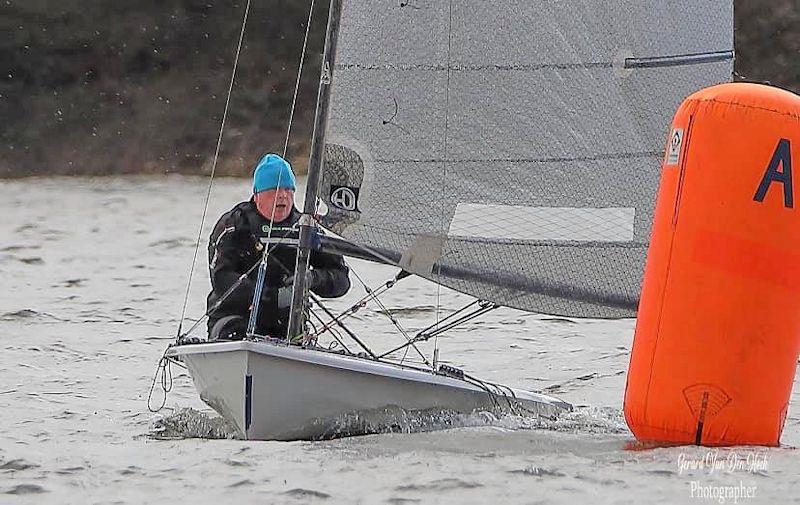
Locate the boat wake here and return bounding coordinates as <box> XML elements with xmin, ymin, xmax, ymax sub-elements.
<box><xmin>523</xmin><ymin>405</ymin><xmax>630</xmax><ymax>435</ymax></box>
<box><xmin>409</xmin><ymin>405</ymin><xmax>629</xmax><ymax>437</ymax></box>
<box><xmin>148</xmin><ymin>405</ymin><xmax>628</xmax><ymax>441</ymax></box>
<box><xmin>312</xmin><ymin>404</ymin><xmax>629</xmax><ymax>439</ymax></box>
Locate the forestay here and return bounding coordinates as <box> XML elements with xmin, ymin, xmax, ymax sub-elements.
<box><xmin>319</xmin><ymin>0</ymin><xmax>733</xmax><ymax>318</ymax></box>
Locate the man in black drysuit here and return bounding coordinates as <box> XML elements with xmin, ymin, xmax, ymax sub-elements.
<box><xmin>206</xmin><ymin>153</ymin><xmax>350</xmax><ymax>340</ymax></box>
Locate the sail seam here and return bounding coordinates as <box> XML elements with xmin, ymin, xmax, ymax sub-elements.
<box><xmin>446</xmin><ymin>239</ymin><xmax>648</xmax><ymax>248</ymax></box>
<box><xmin>373</xmin><ymin>150</ymin><xmax>662</xmax><ymax>164</ymax></box>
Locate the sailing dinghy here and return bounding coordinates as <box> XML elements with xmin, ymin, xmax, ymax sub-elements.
<box><xmin>164</xmin><ymin>0</ymin><xmax>733</xmax><ymax>440</ymax></box>
<box><xmin>169</xmin><ymin>339</ymin><xmax>569</xmax><ymax>440</ymax></box>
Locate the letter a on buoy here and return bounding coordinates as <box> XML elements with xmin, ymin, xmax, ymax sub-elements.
<box><xmin>753</xmin><ymin>138</ymin><xmax>793</xmax><ymax>208</ymax></box>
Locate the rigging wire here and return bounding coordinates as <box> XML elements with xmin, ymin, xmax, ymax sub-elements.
<box><xmin>274</xmin><ymin>0</ymin><xmax>319</xmax><ymax>341</ymax></box>
<box><xmin>432</xmin><ymin>0</ymin><xmax>456</xmax><ymax>368</ymax></box>
<box><xmin>421</xmin><ymin>302</ymin><xmax>497</xmax><ymax>340</ymax></box>
<box><xmin>245</xmin><ymin>167</ymin><xmax>285</xmax><ymax>335</ymax></box>
<box><xmin>377</xmin><ymin>300</ymin><xmax>496</xmax><ymax>359</ymax></box>
<box><xmin>175</xmin><ymin>0</ymin><xmax>253</xmax><ymax>340</ymax></box>
<box><xmin>176</xmin><ymin>0</ymin><xmax>315</xmax><ymax>340</ymax></box>
<box><xmin>245</xmin><ymin>6</ymin><xmax>319</xmax><ymax>337</ymax></box>
<box><xmin>349</xmin><ymin>268</ymin><xmax>430</xmax><ymax>367</ymax></box>
<box><xmin>412</xmin><ymin>300</ymin><xmax>479</xmax><ymax>339</ymax></box>
<box><xmin>283</xmin><ymin>0</ymin><xmax>316</xmax><ymax>158</ymax></box>
<box><xmin>308</xmin><ymin>275</ymin><xmax>398</xmax><ymax>337</ymax></box>
<box><xmin>178</xmin><ymin>252</ymin><xmax>265</xmax><ymax>340</ymax></box>
<box><xmin>308</xmin><ymin>307</ymin><xmax>351</xmax><ymax>353</ymax></box>
<box><xmin>247</xmin><ymin>2</ymin><xmax>319</xmax><ymax>301</ymax></box>
<box><xmin>309</xmin><ymin>293</ymin><xmax>377</xmax><ymax>357</ymax></box>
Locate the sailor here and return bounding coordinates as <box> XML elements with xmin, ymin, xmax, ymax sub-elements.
<box><xmin>205</xmin><ymin>153</ymin><xmax>350</xmax><ymax>340</ymax></box>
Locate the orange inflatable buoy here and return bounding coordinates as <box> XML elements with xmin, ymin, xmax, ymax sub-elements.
<box><xmin>624</xmin><ymin>83</ymin><xmax>800</xmax><ymax>446</ymax></box>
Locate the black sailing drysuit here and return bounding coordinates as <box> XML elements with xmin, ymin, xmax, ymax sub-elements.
<box><xmin>206</xmin><ymin>199</ymin><xmax>350</xmax><ymax>338</ymax></box>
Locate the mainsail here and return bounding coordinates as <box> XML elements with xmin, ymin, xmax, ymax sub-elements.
<box><xmin>319</xmin><ymin>1</ymin><xmax>734</xmax><ymax>318</ymax></box>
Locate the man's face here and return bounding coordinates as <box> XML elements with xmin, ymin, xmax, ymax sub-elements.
<box><xmin>254</xmin><ymin>188</ymin><xmax>295</xmax><ymax>222</ymax></box>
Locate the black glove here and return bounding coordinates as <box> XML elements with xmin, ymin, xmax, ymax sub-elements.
<box><xmin>281</xmin><ymin>270</ymin><xmax>325</xmax><ymax>293</ymax></box>
<box><xmin>307</xmin><ymin>269</ymin><xmax>325</xmax><ymax>292</ymax></box>
<box><xmin>256</xmin><ymin>281</ymin><xmax>290</xmax><ymax>310</ymax></box>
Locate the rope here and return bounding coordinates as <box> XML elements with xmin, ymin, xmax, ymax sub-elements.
<box><xmin>147</xmin><ymin>347</ymin><xmax>175</xmax><ymax>412</ymax></box>
<box><xmin>175</xmin><ymin>0</ymin><xmax>253</xmax><ymax>340</ymax></box>
<box><xmin>283</xmin><ymin>0</ymin><xmax>316</xmax><ymax>158</ymax></box>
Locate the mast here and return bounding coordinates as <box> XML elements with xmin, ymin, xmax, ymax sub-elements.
<box><xmin>287</xmin><ymin>0</ymin><xmax>344</xmax><ymax>341</ymax></box>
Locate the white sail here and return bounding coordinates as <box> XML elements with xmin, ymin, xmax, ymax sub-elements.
<box><xmin>320</xmin><ymin>0</ymin><xmax>733</xmax><ymax>317</ymax></box>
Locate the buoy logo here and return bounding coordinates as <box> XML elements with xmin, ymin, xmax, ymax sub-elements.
<box><xmin>666</xmin><ymin>128</ymin><xmax>684</xmax><ymax>165</ymax></box>
<box><xmin>683</xmin><ymin>384</ymin><xmax>732</xmax><ymax>445</ymax></box>
<box><xmin>330</xmin><ymin>185</ymin><xmax>359</xmax><ymax>212</ymax></box>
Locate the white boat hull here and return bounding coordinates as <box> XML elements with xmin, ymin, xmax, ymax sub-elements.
<box><xmin>167</xmin><ymin>340</ymin><xmax>571</xmax><ymax>441</ymax></box>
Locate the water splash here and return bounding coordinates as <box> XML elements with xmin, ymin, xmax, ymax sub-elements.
<box><xmin>508</xmin><ymin>466</ymin><xmax>566</xmax><ymax>477</ymax></box>
<box><xmin>148</xmin><ymin>408</ymin><xmax>240</xmax><ymax>440</ymax></box>
<box><xmin>301</xmin><ymin>406</ymin><xmax>502</xmax><ymax>440</ymax></box>
<box><xmin>522</xmin><ymin>406</ymin><xmax>629</xmax><ymax>435</ymax></box>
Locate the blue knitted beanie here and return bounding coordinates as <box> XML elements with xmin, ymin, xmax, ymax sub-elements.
<box><xmin>252</xmin><ymin>154</ymin><xmax>296</xmax><ymax>193</ymax></box>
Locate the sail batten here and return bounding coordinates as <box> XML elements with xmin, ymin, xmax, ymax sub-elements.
<box><xmin>624</xmin><ymin>50</ymin><xmax>734</xmax><ymax>69</ymax></box>
<box><xmin>320</xmin><ymin>0</ymin><xmax>733</xmax><ymax>317</ymax></box>
<box><xmin>338</xmin><ymin>52</ymin><xmax>735</xmax><ymax>72</ymax></box>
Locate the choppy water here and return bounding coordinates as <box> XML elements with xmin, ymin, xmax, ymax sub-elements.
<box><xmin>1</xmin><ymin>177</ymin><xmax>798</xmax><ymax>504</ymax></box>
